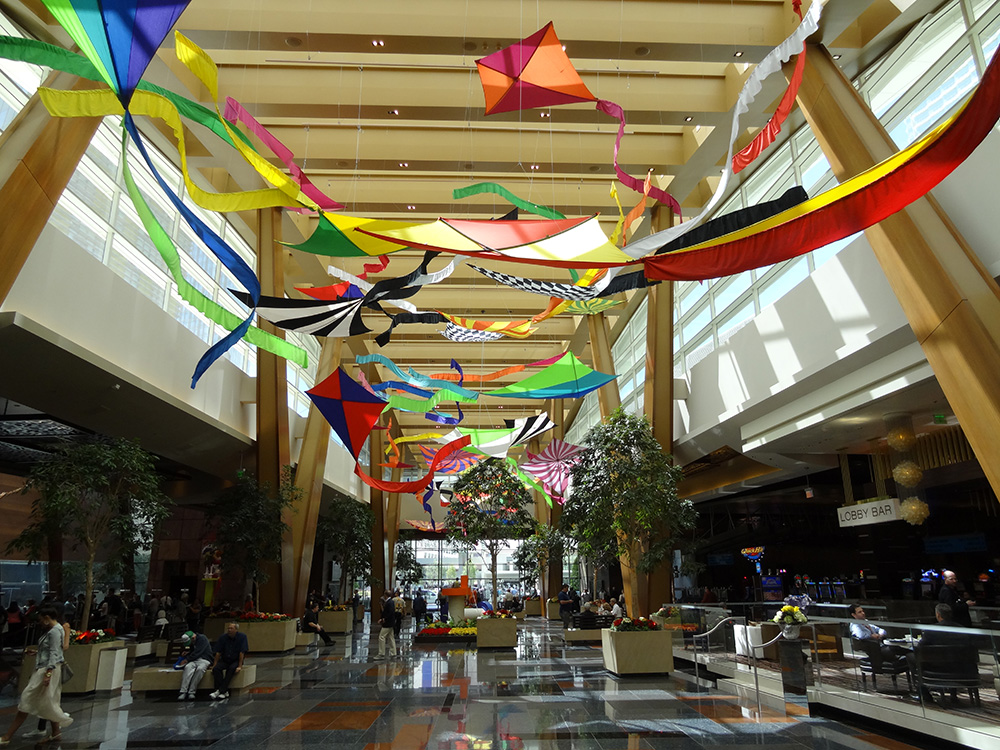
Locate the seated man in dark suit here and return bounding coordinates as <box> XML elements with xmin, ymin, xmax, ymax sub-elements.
<box><xmin>907</xmin><ymin>603</ymin><xmax>973</xmax><ymax>700</ymax></box>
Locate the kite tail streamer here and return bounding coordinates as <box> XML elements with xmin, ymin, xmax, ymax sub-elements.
<box><xmin>621</xmin><ymin>172</ymin><xmax>653</xmax><ymax>245</ymax></box>
<box><xmin>223</xmin><ymin>96</ymin><xmax>343</xmax><ymax>210</ymax></box>
<box><xmin>732</xmin><ymin>41</ymin><xmax>807</xmax><ymax>173</ymax></box>
<box><xmin>596</xmin><ymin>99</ymin><xmax>682</xmax><ymax>218</ymax></box>
<box><xmin>121</xmin><ymin>114</ymin><xmax>262</xmax><ymax>387</ymax></box>
<box><xmin>118</xmin><ymin>129</ymin><xmax>306</xmax><ymax>370</ymax></box>
<box><xmin>453</xmin><ymin>182</ymin><xmax>566</xmax><ymax>219</ymax></box>
<box><xmin>356</xmin><ymin>436</ymin><xmax>474</xmax><ymax>493</ymax></box>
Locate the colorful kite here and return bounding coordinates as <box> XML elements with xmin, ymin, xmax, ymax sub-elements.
<box><xmin>475</xmin><ymin>22</ymin><xmax>680</xmax><ymax>214</ymax></box>
<box><xmin>519</xmin><ymin>439</ymin><xmax>585</xmax><ymax>502</ymax></box>
<box><xmin>437</xmin><ymin>414</ymin><xmax>558</xmax><ymax>459</ymax></box>
<box><xmin>417</xmin><ymin>445</ymin><xmax>479</xmax><ymax>474</ymax></box>
<box><xmin>483</xmin><ymin>352</ymin><xmax>616</xmax><ymax>400</ymax></box>
<box><xmin>306</xmin><ymin>368</ymin><xmax>387</xmax><ymax>459</ymax></box>
<box><xmin>231</xmin><ymin>292</ymin><xmax>370</xmax><ymax>338</ymax></box>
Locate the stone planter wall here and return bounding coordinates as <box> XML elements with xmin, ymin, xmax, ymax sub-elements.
<box><xmin>524</xmin><ymin>600</ymin><xmax>541</xmax><ymax>616</ymax></box>
<box><xmin>318</xmin><ymin>609</ymin><xmax>353</xmax><ymax>634</ymax></box>
<box><xmin>204</xmin><ymin>618</ymin><xmax>297</xmax><ymax>652</ymax></box>
<box><xmin>21</xmin><ymin>641</ymin><xmax>120</xmax><ymax>694</ymax></box>
<box><xmin>601</xmin><ymin>629</ymin><xmax>675</xmax><ymax>676</ymax></box>
<box><xmin>476</xmin><ymin>618</ymin><xmax>517</xmax><ymax>649</ymax></box>
<box><xmin>546</xmin><ymin>601</ymin><xmax>562</xmax><ymax>620</ymax></box>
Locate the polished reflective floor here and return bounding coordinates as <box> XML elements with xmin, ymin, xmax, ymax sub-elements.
<box><xmin>0</xmin><ymin>618</ymin><xmax>937</xmax><ymax>749</ymax></box>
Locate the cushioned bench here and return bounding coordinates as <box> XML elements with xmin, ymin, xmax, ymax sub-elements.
<box><xmin>130</xmin><ymin>663</ymin><xmax>256</xmax><ymax>695</ymax></box>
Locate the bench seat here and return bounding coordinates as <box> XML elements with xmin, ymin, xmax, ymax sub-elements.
<box><xmin>130</xmin><ymin>663</ymin><xmax>257</xmax><ymax>695</ymax></box>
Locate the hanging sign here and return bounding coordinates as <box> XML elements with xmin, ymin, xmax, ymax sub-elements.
<box><xmin>837</xmin><ymin>498</ymin><xmax>900</xmax><ymax>528</ymax></box>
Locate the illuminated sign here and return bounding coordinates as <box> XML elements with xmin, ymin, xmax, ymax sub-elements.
<box><xmin>837</xmin><ymin>499</ymin><xmax>900</xmax><ymax>528</ymax></box>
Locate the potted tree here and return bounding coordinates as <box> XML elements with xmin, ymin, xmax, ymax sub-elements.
<box><xmin>204</xmin><ymin>468</ymin><xmax>299</xmax><ymax>651</ymax></box>
<box><xmin>315</xmin><ymin>494</ymin><xmax>374</xmax><ymax>633</ymax></box>
<box><xmin>446</xmin><ymin>458</ymin><xmax>535</xmax><ymax>648</ymax></box>
<box><xmin>9</xmin><ymin>437</ymin><xmax>170</xmax><ymax>692</ymax></box>
<box><xmin>562</xmin><ymin>409</ymin><xmax>697</xmax><ymax>674</ymax></box>
<box><xmin>513</xmin><ymin>524</ymin><xmax>568</xmax><ymax>619</ymax></box>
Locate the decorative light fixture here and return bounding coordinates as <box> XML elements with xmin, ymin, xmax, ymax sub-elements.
<box><xmin>900</xmin><ymin>497</ymin><xmax>930</xmax><ymax>525</ymax></box>
<box><xmin>733</xmin><ymin>50</ymin><xmax>744</xmax><ymax>58</ymax></box>
<box><xmin>684</xmin><ymin>116</ymin><xmax>693</xmax><ymax>122</ymax></box>
<box><xmin>886</xmin><ymin>424</ymin><xmax>916</xmax><ymax>452</ymax></box>
<box><xmin>892</xmin><ymin>460</ymin><xmax>923</xmax><ymax>488</ymax></box>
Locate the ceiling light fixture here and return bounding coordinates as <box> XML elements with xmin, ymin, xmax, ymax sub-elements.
<box><xmin>733</xmin><ymin>50</ymin><xmax>744</xmax><ymax>58</ymax></box>
<box><xmin>388</xmin><ymin>109</ymin><xmax>399</xmax><ymax>115</ymax></box>
<box><xmin>684</xmin><ymin>116</ymin><xmax>693</xmax><ymax>122</ymax></box>
<box><xmin>399</xmin><ymin>162</ymin><xmax>408</xmax><ymax>167</ymax></box>
<box><xmin>372</xmin><ymin>40</ymin><xmax>384</xmax><ymax>47</ymax></box>
<box><xmin>833</xmin><ymin>54</ymin><xmax>842</xmax><ymax>60</ymax></box>
<box><xmin>407</xmin><ymin>205</ymin><xmax>416</xmax><ymax>210</ymax></box>
<box><xmin>530</xmin><ymin>164</ymin><xmax>539</xmax><ymax>170</ymax></box>
<box><xmin>540</xmin><ymin>112</ymin><xmax>550</xmax><ymax>118</ymax></box>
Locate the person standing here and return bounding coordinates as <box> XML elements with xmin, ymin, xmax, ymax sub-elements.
<box><xmin>209</xmin><ymin>622</ymin><xmax>248</xmax><ymax>700</ymax></box>
<box><xmin>938</xmin><ymin>570</ymin><xmax>974</xmax><ymax>627</ymax></box>
<box><xmin>412</xmin><ymin>591</ymin><xmax>427</xmax><ymax>626</ymax></box>
<box><xmin>558</xmin><ymin>584</ymin><xmax>573</xmax><ymax>629</ymax></box>
<box><xmin>376</xmin><ymin>592</ymin><xmax>397</xmax><ymax>659</ymax></box>
<box><xmin>176</xmin><ymin>631</ymin><xmax>213</xmax><ymax>700</ymax></box>
<box><xmin>392</xmin><ymin>591</ymin><xmax>405</xmax><ymax>640</ymax></box>
<box><xmin>0</xmin><ymin>606</ymin><xmax>73</xmax><ymax>745</ymax></box>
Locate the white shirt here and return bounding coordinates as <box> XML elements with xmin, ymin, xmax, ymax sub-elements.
<box><xmin>610</xmin><ymin>603</ymin><xmax>623</xmax><ymax>618</ymax></box>
<box><xmin>850</xmin><ymin>620</ymin><xmax>886</xmax><ymax>640</ymax></box>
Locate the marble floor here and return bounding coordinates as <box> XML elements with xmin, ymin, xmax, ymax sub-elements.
<box><xmin>0</xmin><ymin>619</ymin><xmax>939</xmax><ymax>749</ymax></box>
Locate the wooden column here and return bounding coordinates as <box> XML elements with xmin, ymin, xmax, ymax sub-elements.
<box><xmin>0</xmin><ymin>72</ymin><xmax>102</xmax><ymax>304</ymax></box>
<box><xmin>384</xmin><ymin>465</ymin><xmax>403</xmax><ymax>590</ymax></box>
<box><xmin>586</xmin><ymin>312</ymin><xmax>621</xmax><ymax>417</ymax></box>
<box><xmin>289</xmin><ymin>337</ymin><xmax>342</xmax><ymax>614</ymax></box>
<box><xmin>798</xmin><ymin>44</ymin><xmax>1000</xmax><ymax>503</ymax></box>
<box><xmin>642</xmin><ymin>206</ymin><xmax>677</xmax><ymax>610</ymax></box>
<box><xmin>368</xmin><ymin>427</ymin><xmax>387</xmax><ymax>615</ymax></box>
<box><xmin>255</xmin><ymin>206</ymin><xmax>291</xmax><ymax>612</ymax></box>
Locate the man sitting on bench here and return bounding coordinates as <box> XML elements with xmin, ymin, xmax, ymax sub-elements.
<box><xmin>209</xmin><ymin>622</ymin><xmax>248</xmax><ymax>700</ymax></box>
<box><xmin>577</xmin><ymin>603</ymin><xmax>598</xmax><ymax>628</ymax></box>
<box><xmin>176</xmin><ymin>631</ymin><xmax>212</xmax><ymax>701</ymax></box>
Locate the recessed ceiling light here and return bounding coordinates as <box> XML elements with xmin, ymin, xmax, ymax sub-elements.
<box><xmin>463</xmin><ymin>41</ymin><xmax>477</xmax><ymax>52</ymax></box>
<box><xmin>399</xmin><ymin>162</ymin><xmax>408</xmax><ymax>167</ymax></box>
<box><xmin>530</xmin><ymin>164</ymin><xmax>539</xmax><ymax>170</ymax></box>
<box><xmin>684</xmin><ymin>116</ymin><xmax>693</xmax><ymax>122</ymax></box>
<box><xmin>733</xmin><ymin>50</ymin><xmax>744</xmax><ymax>58</ymax></box>
<box><xmin>285</xmin><ymin>36</ymin><xmax>302</xmax><ymax>48</ymax></box>
<box><xmin>540</xmin><ymin>112</ymin><xmax>550</xmax><ymax>118</ymax></box>
<box><xmin>372</xmin><ymin>40</ymin><xmax>384</xmax><ymax>47</ymax></box>
<box><xmin>561</xmin><ymin>45</ymin><xmax>566</xmax><ymax>51</ymax></box>
<box><xmin>388</xmin><ymin>109</ymin><xmax>399</xmax><ymax>115</ymax></box>
<box><xmin>833</xmin><ymin>54</ymin><xmax>842</xmax><ymax>60</ymax></box>
<box><xmin>635</xmin><ymin>46</ymin><xmax>650</xmax><ymax>57</ymax></box>
<box><xmin>588</xmin><ymin>165</ymin><xmax>600</xmax><ymax>172</ymax></box>
<box><xmin>407</xmin><ymin>205</ymin><xmax>416</xmax><ymax>210</ymax></box>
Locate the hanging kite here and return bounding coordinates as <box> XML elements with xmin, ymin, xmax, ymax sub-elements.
<box><xmin>483</xmin><ymin>351</ymin><xmax>616</xmax><ymax>400</ymax></box>
<box><xmin>306</xmin><ymin>368</ymin><xmax>387</xmax><ymax>459</ymax></box>
<box><xmin>417</xmin><ymin>445</ymin><xmax>479</xmax><ymax>474</ymax></box>
<box><xmin>475</xmin><ymin>22</ymin><xmax>681</xmax><ymax>215</ymax></box>
<box><xmin>519</xmin><ymin>439</ymin><xmax>584</xmax><ymax>502</ymax></box>
<box><xmin>436</xmin><ymin>414</ymin><xmax>558</xmax><ymax>459</ymax></box>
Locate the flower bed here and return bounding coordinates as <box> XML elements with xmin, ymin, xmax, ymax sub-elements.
<box><xmin>479</xmin><ymin>609</ymin><xmax>516</xmax><ymax>619</ymax></box>
<box><xmin>322</xmin><ymin>604</ymin><xmax>350</xmax><ymax>612</ymax></box>
<box><xmin>71</xmin><ymin>628</ymin><xmax>116</xmax><ymax>645</ymax></box>
<box><xmin>209</xmin><ymin>610</ymin><xmax>292</xmax><ymax>622</ymax></box>
<box><xmin>415</xmin><ymin>619</ymin><xmax>478</xmax><ymax>642</ymax></box>
<box><xmin>609</xmin><ymin>616</ymin><xmax>660</xmax><ymax>632</ymax></box>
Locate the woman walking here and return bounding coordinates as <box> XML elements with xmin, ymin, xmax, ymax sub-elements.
<box><xmin>0</xmin><ymin>605</ymin><xmax>73</xmax><ymax>745</ymax></box>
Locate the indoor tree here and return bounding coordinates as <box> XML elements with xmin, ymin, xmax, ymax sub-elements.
<box><xmin>316</xmin><ymin>492</ymin><xmax>375</xmax><ymax>603</ymax></box>
<box><xmin>207</xmin><ymin>466</ymin><xmax>299</xmax><ymax>609</ymax></box>
<box><xmin>394</xmin><ymin>540</ymin><xmax>424</xmax><ymax>591</ymax></box>
<box><xmin>562</xmin><ymin>408</ymin><xmax>697</xmax><ymax>617</ymax></box>
<box><xmin>446</xmin><ymin>457</ymin><xmax>536</xmax><ymax>610</ymax></box>
<box><xmin>8</xmin><ymin>437</ymin><xmax>170</xmax><ymax>632</ymax></box>
<box><xmin>512</xmin><ymin>522</ymin><xmax>569</xmax><ymax>595</ymax></box>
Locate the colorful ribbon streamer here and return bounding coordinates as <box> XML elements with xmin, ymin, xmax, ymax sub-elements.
<box><xmin>452</xmin><ymin>183</ymin><xmax>566</xmax><ymax>220</ymax></box>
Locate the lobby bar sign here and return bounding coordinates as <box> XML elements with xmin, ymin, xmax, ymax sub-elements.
<box><xmin>837</xmin><ymin>498</ymin><xmax>901</xmax><ymax>528</ymax></box>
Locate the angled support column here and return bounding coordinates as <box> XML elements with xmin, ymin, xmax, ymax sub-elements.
<box><xmin>642</xmin><ymin>206</ymin><xmax>677</xmax><ymax>609</ymax></box>
<box><xmin>368</xmin><ymin>427</ymin><xmax>387</xmax><ymax>614</ymax></box>
<box><xmin>798</xmin><ymin>44</ymin><xmax>1000</xmax><ymax>502</ymax></box>
<box><xmin>0</xmin><ymin>72</ymin><xmax>102</xmax><ymax>304</ymax></box>
<box><xmin>586</xmin><ymin>312</ymin><xmax>621</xmax><ymax>417</ymax></box>
<box><xmin>290</xmin><ymin>337</ymin><xmax>342</xmax><ymax>614</ymax></box>
<box><xmin>384</xmin><ymin>464</ymin><xmax>403</xmax><ymax>590</ymax></box>
<box><xmin>255</xmin><ymin>207</ymin><xmax>291</xmax><ymax>612</ymax></box>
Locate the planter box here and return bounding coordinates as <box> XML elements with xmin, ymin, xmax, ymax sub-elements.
<box><xmin>21</xmin><ymin>641</ymin><xmax>120</xmax><ymax>694</ymax></box>
<box><xmin>524</xmin><ymin>600</ymin><xmax>541</xmax><ymax>616</ymax></box>
<box><xmin>546</xmin><ymin>601</ymin><xmax>562</xmax><ymax>620</ymax></box>
<box><xmin>476</xmin><ymin>618</ymin><xmax>517</xmax><ymax>649</ymax></box>
<box><xmin>204</xmin><ymin>618</ymin><xmax>297</xmax><ymax>652</ymax></box>
<box><xmin>601</xmin><ymin>629</ymin><xmax>675</xmax><ymax>676</ymax></box>
<box><xmin>414</xmin><ymin>634</ymin><xmax>477</xmax><ymax>644</ymax></box>
<box><xmin>319</xmin><ymin>609</ymin><xmax>353</xmax><ymax>634</ymax></box>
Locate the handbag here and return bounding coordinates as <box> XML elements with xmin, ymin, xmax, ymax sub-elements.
<box><xmin>60</xmin><ymin>662</ymin><xmax>74</xmax><ymax>684</ymax></box>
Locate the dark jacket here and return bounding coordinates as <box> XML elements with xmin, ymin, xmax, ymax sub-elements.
<box><xmin>938</xmin><ymin>584</ymin><xmax>972</xmax><ymax>627</ymax></box>
<box><xmin>214</xmin><ymin>631</ymin><xmax>249</xmax><ymax>662</ymax></box>
<box><xmin>380</xmin><ymin>598</ymin><xmax>395</xmax><ymax>627</ymax></box>
<box><xmin>186</xmin><ymin>633</ymin><xmax>212</xmax><ymax>662</ymax></box>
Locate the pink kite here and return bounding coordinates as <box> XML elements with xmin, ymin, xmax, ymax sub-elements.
<box><xmin>519</xmin><ymin>439</ymin><xmax>584</xmax><ymax>502</ymax></box>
